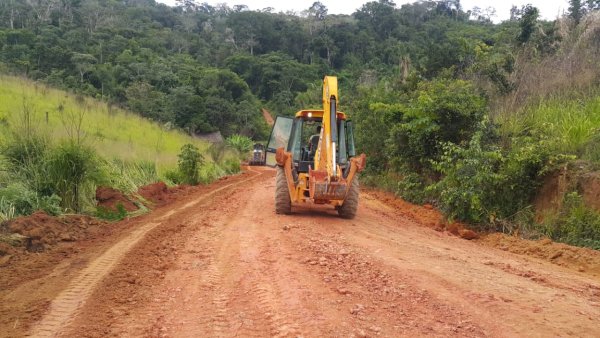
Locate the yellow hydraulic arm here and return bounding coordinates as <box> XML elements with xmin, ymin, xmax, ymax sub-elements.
<box><xmin>314</xmin><ymin>76</ymin><xmax>340</xmax><ymax>181</ymax></box>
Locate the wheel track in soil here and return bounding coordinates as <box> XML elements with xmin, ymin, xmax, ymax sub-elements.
<box><xmin>27</xmin><ymin>169</ymin><xmax>263</xmax><ymax>337</ymax></box>
<box><xmin>235</xmin><ymin>215</ymin><xmax>304</xmax><ymax>338</ymax></box>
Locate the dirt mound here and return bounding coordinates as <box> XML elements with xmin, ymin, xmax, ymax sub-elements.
<box><xmin>5</xmin><ymin>211</ymin><xmax>106</xmax><ymax>252</ymax></box>
<box><xmin>479</xmin><ymin>233</ymin><xmax>600</xmax><ymax>277</ymax></box>
<box><xmin>96</xmin><ymin>186</ymin><xmax>138</xmax><ymax>212</ymax></box>
<box><xmin>138</xmin><ymin>182</ymin><xmax>171</xmax><ymax>206</ymax></box>
<box><xmin>366</xmin><ymin>189</ymin><xmax>478</xmax><ymax>239</ymax></box>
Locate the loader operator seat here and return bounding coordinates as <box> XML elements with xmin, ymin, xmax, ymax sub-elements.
<box><xmin>308</xmin><ymin>126</ymin><xmax>321</xmax><ymax>163</ymax></box>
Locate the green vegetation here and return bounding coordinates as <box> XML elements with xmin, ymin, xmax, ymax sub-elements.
<box><xmin>225</xmin><ymin>134</ymin><xmax>253</xmax><ymax>155</ymax></box>
<box><xmin>177</xmin><ymin>144</ymin><xmax>204</xmax><ymax>185</ymax></box>
<box><xmin>0</xmin><ymin>76</ymin><xmax>241</xmax><ymax>220</ymax></box>
<box><xmin>499</xmin><ymin>95</ymin><xmax>600</xmax><ymax>161</ymax></box>
<box><xmin>0</xmin><ymin>76</ymin><xmax>206</xmax><ymax>168</ymax></box>
<box><xmin>95</xmin><ymin>203</ymin><xmax>127</xmax><ymax>222</ymax></box>
<box><xmin>540</xmin><ymin>192</ymin><xmax>600</xmax><ymax>250</ymax></box>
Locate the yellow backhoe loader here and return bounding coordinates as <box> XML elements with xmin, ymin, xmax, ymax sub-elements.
<box><xmin>265</xmin><ymin>76</ymin><xmax>366</xmax><ymax>218</ymax></box>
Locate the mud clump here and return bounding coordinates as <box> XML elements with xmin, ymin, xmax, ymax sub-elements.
<box><xmin>5</xmin><ymin>211</ymin><xmax>105</xmax><ymax>252</ymax></box>
<box><xmin>0</xmin><ymin>242</ymin><xmax>17</xmax><ymax>266</ymax></box>
<box><xmin>96</xmin><ymin>186</ymin><xmax>138</xmax><ymax>212</ymax></box>
<box><xmin>138</xmin><ymin>182</ymin><xmax>171</xmax><ymax>206</ymax></box>
<box><xmin>459</xmin><ymin>229</ymin><xmax>479</xmax><ymax>240</ymax></box>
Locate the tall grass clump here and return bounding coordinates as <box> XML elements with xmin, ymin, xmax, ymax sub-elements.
<box><xmin>103</xmin><ymin>159</ymin><xmax>160</xmax><ymax>193</ymax></box>
<box><xmin>499</xmin><ymin>95</ymin><xmax>600</xmax><ymax>162</ymax></box>
<box><xmin>538</xmin><ymin>192</ymin><xmax>600</xmax><ymax>250</ymax></box>
<box><xmin>199</xmin><ymin>162</ymin><xmax>226</xmax><ymax>184</ymax></box>
<box><xmin>46</xmin><ymin>141</ymin><xmax>103</xmax><ymax>212</ymax></box>
<box><xmin>0</xmin><ymin>198</ymin><xmax>16</xmax><ymax>222</ymax></box>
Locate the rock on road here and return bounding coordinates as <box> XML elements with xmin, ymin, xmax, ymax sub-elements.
<box><xmin>23</xmin><ymin>167</ymin><xmax>600</xmax><ymax>337</ymax></box>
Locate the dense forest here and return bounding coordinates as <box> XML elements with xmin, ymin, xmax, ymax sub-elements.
<box><xmin>1</xmin><ymin>0</ymin><xmax>600</xmax><ymax>247</ymax></box>
<box><xmin>0</xmin><ymin>0</ymin><xmax>533</xmax><ymax>137</ymax></box>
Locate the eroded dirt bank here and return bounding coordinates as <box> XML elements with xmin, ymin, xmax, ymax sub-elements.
<box><xmin>2</xmin><ymin>167</ymin><xmax>600</xmax><ymax>337</ymax></box>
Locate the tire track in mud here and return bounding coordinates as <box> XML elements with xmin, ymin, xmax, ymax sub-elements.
<box><xmin>196</xmin><ymin>252</ymin><xmax>231</xmax><ymax>337</ymax></box>
<box><xmin>28</xmin><ymin>169</ymin><xmax>262</xmax><ymax>337</ymax></box>
<box><xmin>28</xmin><ymin>221</ymin><xmax>161</xmax><ymax>337</ymax></box>
<box><xmin>233</xmin><ymin>210</ymin><xmax>308</xmax><ymax>338</ymax></box>
<box><xmin>162</xmin><ymin>185</ymin><xmax>250</xmax><ymax>338</ymax></box>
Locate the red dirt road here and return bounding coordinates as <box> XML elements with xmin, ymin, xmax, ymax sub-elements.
<box><xmin>3</xmin><ymin>167</ymin><xmax>600</xmax><ymax>337</ymax></box>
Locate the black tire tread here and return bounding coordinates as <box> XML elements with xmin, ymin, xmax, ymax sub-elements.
<box><xmin>338</xmin><ymin>176</ymin><xmax>359</xmax><ymax>219</ymax></box>
<box><xmin>275</xmin><ymin>166</ymin><xmax>292</xmax><ymax>214</ymax></box>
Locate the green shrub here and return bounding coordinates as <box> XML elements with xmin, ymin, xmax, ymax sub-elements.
<box><xmin>539</xmin><ymin>192</ymin><xmax>600</xmax><ymax>250</ymax></box>
<box><xmin>178</xmin><ymin>144</ymin><xmax>204</xmax><ymax>185</ymax></box>
<box><xmin>430</xmin><ymin>132</ymin><xmax>505</xmax><ymax>223</ymax></box>
<box><xmin>431</xmin><ymin>129</ymin><xmax>561</xmax><ymax>225</ymax></box>
<box><xmin>360</xmin><ymin>169</ymin><xmax>402</xmax><ymax>193</ymax></box>
<box><xmin>162</xmin><ymin>168</ymin><xmax>183</xmax><ymax>185</ymax></box>
<box><xmin>225</xmin><ymin>134</ymin><xmax>253</xmax><ymax>155</ymax></box>
<box><xmin>397</xmin><ymin>173</ymin><xmax>428</xmax><ymax>204</ymax></box>
<box><xmin>0</xmin><ymin>182</ymin><xmax>61</xmax><ymax>217</ymax></box>
<box><xmin>199</xmin><ymin>162</ymin><xmax>225</xmax><ymax>184</ymax></box>
<box><xmin>46</xmin><ymin>141</ymin><xmax>103</xmax><ymax>212</ymax></box>
<box><xmin>95</xmin><ymin>203</ymin><xmax>127</xmax><ymax>221</ymax></box>
<box><xmin>222</xmin><ymin>158</ymin><xmax>241</xmax><ymax>174</ymax></box>
<box><xmin>387</xmin><ymin>78</ymin><xmax>487</xmax><ymax>173</ymax></box>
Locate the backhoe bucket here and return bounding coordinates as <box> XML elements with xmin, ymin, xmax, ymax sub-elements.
<box><xmin>309</xmin><ymin>170</ymin><xmax>348</xmax><ymax>202</ymax></box>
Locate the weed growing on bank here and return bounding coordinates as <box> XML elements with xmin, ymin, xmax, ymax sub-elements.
<box><xmin>539</xmin><ymin>192</ymin><xmax>600</xmax><ymax>250</ymax></box>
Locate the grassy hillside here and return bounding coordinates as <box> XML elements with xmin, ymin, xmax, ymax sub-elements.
<box><xmin>0</xmin><ymin>76</ymin><xmax>248</xmax><ymax>221</ymax></box>
<box><xmin>0</xmin><ymin>75</ymin><xmax>206</xmax><ymax>171</ymax></box>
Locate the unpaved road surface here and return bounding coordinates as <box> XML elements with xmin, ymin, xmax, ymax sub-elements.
<box><xmin>4</xmin><ymin>167</ymin><xmax>600</xmax><ymax>337</ymax></box>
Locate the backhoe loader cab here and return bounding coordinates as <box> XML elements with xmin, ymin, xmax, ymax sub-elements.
<box><xmin>266</xmin><ymin>76</ymin><xmax>366</xmax><ymax>218</ymax></box>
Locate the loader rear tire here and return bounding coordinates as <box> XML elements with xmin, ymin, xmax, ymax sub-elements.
<box><xmin>338</xmin><ymin>176</ymin><xmax>359</xmax><ymax>219</ymax></box>
<box><xmin>275</xmin><ymin>166</ymin><xmax>292</xmax><ymax>214</ymax></box>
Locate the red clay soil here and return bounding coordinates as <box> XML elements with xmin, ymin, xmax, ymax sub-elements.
<box><xmin>139</xmin><ymin>176</ymin><xmax>240</xmax><ymax>207</ymax></box>
<box><xmin>0</xmin><ymin>170</ymin><xmax>255</xmax><ymax>337</ymax></box>
<box><xmin>96</xmin><ymin>186</ymin><xmax>138</xmax><ymax>212</ymax></box>
<box><xmin>137</xmin><ymin>181</ymin><xmax>196</xmax><ymax>206</ymax></box>
<box><xmin>4</xmin><ymin>211</ymin><xmax>107</xmax><ymax>253</ymax></box>
<box><xmin>0</xmin><ymin>212</ymin><xmax>127</xmax><ymax>335</ymax></box>
<box><xmin>364</xmin><ymin>188</ymin><xmax>478</xmax><ymax>240</ymax></box>
<box><xmin>54</xmin><ymin>168</ymin><xmax>600</xmax><ymax>337</ymax></box>
<box><xmin>4</xmin><ymin>168</ymin><xmax>600</xmax><ymax>337</ymax></box>
<box><xmin>534</xmin><ymin>165</ymin><xmax>600</xmax><ymax>221</ymax></box>
<box><xmin>261</xmin><ymin>108</ymin><xmax>275</xmax><ymax>126</ymax></box>
<box><xmin>479</xmin><ymin>233</ymin><xmax>600</xmax><ymax>278</ymax></box>
<box><xmin>138</xmin><ymin>181</ymin><xmax>170</xmax><ymax>205</ymax></box>
<box><xmin>368</xmin><ymin>188</ymin><xmax>600</xmax><ymax>278</ymax></box>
